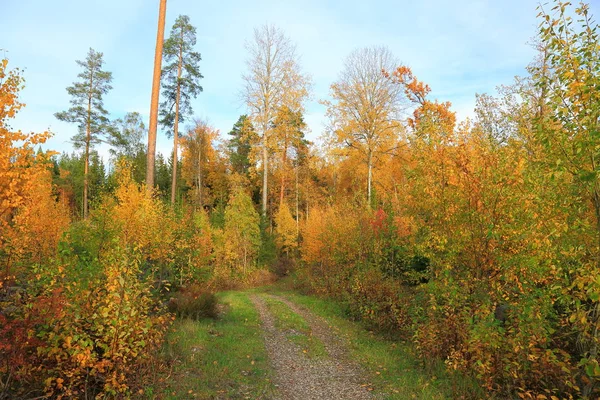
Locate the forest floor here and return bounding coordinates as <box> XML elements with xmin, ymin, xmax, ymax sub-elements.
<box><xmin>158</xmin><ymin>287</ymin><xmax>480</xmax><ymax>399</ymax></box>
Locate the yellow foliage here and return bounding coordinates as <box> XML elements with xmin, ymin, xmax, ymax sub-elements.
<box><xmin>9</xmin><ymin>170</ymin><xmax>70</xmax><ymax>265</ymax></box>
<box><xmin>113</xmin><ymin>163</ymin><xmax>175</xmax><ymax>263</ymax></box>
<box><xmin>275</xmin><ymin>202</ymin><xmax>297</xmax><ymax>253</ymax></box>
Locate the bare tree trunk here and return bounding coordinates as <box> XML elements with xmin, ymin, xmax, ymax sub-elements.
<box><xmin>197</xmin><ymin>132</ymin><xmax>203</xmax><ymax>209</ymax></box>
<box><xmin>295</xmin><ymin>157</ymin><xmax>299</xmax><ymax>239</ymax></box>
<box><xmin>84</xmin><ymin>72</ymin><xmax>93</xmax><ymax>219</ymax></box>
<box><xmin>367</xmin><ymin>150</ymin><xmax>373</xmax><ymax>208</ymax></box>
<box><xmin>84</xmin><ymin>124</ymin><xmax>90</xmax><ymax>219</ymax></box>
<box><xmin>279</xmin><ymin>131</ymin><xmax>288</xmax><ymax>207</ymax></box>
<box><xmin>262</xmin><ymin>123</ymin><xmax>268</xmax><ymax>217</ymax></box>
<box><xmin>305</xmin><ymin>200</ymin><xmax>308</xmax><ymax>222</ymax></box>
<box><xmin>584</xmin><ymin>156</ymin><xmax>600</xmax><ymax>397</ymax></box>
<box><xmin>171</xmin><ymin>27</ymin><xmax>183</xmax><ymax>205</ymax></box>
<box><xmin>146</xmin><ymin>0</ymin><xmax>167</xmax><ymax>194</ymax></box>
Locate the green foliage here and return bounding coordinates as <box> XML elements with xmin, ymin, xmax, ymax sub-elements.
<box><xmin>159</xmin><ymin>15</ymin><xmax>203</xmax><ymax>132</ymax></box>
<box><xmin>209</xmin><ymin>200</ymin><xmax>226</xmax><ymax>229</ymax></box>
<box><xmin>258</xmin><ymin>218</ymin><xmax>277</xmax><ymax>267</ymax></box>
<box><xmin>223</xmin><ymin>189</ymin><xmax>261</xmax><ymax>271</ymax></box>
<box><xmin>107</xmin><ymin>112</ymin><xmax>147</xmax><ymax>184</ymax></box>
<box><xmin>155</xmin><ymin>153</ymin><xmax>172</xmax><ymax>196</ymax></box>
<box><xmin>227</xmin><ymin>115</ymin><xmax>256</xmax><ymax>177</ymax></box>
<box><xmin>53</xmin><ymin>151</ymin><xmax>107</xmax><ymax>215</ymax></box>
<box><xmin>54</xmin><ymin>48</ymin><xmax>113</xmax><ymax>148</ymax></box>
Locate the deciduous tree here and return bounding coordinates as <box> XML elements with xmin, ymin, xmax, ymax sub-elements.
<box><xmin>109</xmin><ymin>112</ymin><xmax>146</xmax><ymax>183</ymax></box>
<box><xmin>181</xmin><ymin>119</ymin><xmax>218</xmax><ymax>210</ymax></box>
<box><xmin>223</xmin><ymin>188</ymin><xmax>261</xmax><ymax>273</ymax></box>
<box><xmin>324</xmin><ymin>46</ymin><xmax>404</xmax><ymax>206</ymax></box>
<box><xmin>242</xmin><ymin>24</ymin><xmax>310</xmax><ymax>217</ymax></box>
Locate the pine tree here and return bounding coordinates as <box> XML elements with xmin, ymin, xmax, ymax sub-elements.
<box><xmin>55</xmin><ymin>48</ymin><xmax>112</xmax><ymax>218</ymax></box>
<box><xmin>159</xmin><ymin>15</ymin><xmax>203</xmax><ymax>205</ymax></box>
<box><xmin>146</xmin><ymin>0</ymin><xmax>167</xmax><ymax>193</ymax></box>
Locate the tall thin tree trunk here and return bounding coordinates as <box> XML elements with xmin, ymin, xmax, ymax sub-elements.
<box><xmin>279</xmin><ymin>130</ymin><xmax>288</xmax><ymax>207</ymax></box>
<box><xmin>262</xmin><ymin>123</ymin><xmax>268</xmax><ymax>217</ymax></box>
<box><xmin>306</xmin><ymin>201</ymin><xmax>309</xmax><ymax>221</ymax></box>
<box><xmin>367</xmin><ymin>150</ymin><xmax>373</xmax><ymax>208</ymax></box>
<box><xmin>295</xmin><ymin>157</ymin><xmax>299</xmax><ymax>239</ymax></box>
<box><xmin>84</xmin><ymin>126</ymin><xmax>90</xmax><ymax>219</ymax></box>
<box><xmin>146</xmin><ymin>0</ymin><xmax>167</xmax><ymax>194</ymax></box>
<box><xmin>197</xmin><ymin>133</ymin><xmax>202</xmax><ymax>209</ymax></box>
<box><xmin>84</xmin><ymin>72</ymin><xmax>93</xmax><ymax>219</ymax></box>
<box><xmin>171</xmin><ymin>27</ymin><xmax>183</xmax><ymax>205</ymax></box>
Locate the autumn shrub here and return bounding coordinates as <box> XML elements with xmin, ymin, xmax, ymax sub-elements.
<box><xmin>38</xmin><ymin>248</ymin><xmax>169</xmax><ymax>399</ymax></box>
<box><xmin>272</xmin><ymin>254</ymin><xmax>296</xmax><ymax>277</ymax></box>
<box><xmin>210</xmin><ymin>187</ymin><xmax>274</xmax><ymax>288</ymax></box>
<box><xmin>300</xmin><ymin>204</ymin><xmax>365</xmax><ymax>295</ymax></box>
<box><xmin>0</xmin><ymin>161</ymin><xmax>175</xmax><ymax>398</ymax></box>
<box><xmin>171</xmin><ymin>208</ymin><xmax>213</xmax><ymax>286</ymax></box>
<box><xmin>112</xmin><ymin>163</ymin><xmax>176</xmax><ymax>268</ymax></box>
<box><xmin>167</xmin><ymin>284</ymin><xmax>218</xmax><ymax>320</ymax></box>
<box><xmin>0</xmin><ymin>58</ymin><xmax>74</xmax><ymax>398</ymax></box>
<box><xmin>346</xmin><ymin>268</ymin><xmax>413</xmax><ymax>334</ymax></box>
<box><xmin>244</xmin><ymin>267</ymin><xmax>277</xmax><ymax>287</ymax></box>
<box><xmin>6</xmin><ymin>171</ymin><xmax>173</xmax><ymax>398</ymax></box>
<box><xmin>0</xmin><ymin>283</ymin><xmax>64</xmax><ymax>398</ymax></box>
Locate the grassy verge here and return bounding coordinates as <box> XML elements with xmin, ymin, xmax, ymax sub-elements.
<box><xmin>262</xmin><ymin>295</ymin><xmax>327</xmax><ymax>358</ymax></box>
<box><xmin>159</xmin><ymin>291</ymin><xmax>275</xmax><ymax>399</ymax></box>
<box><xmin>268</xmin><ymin>288</ymin><xmax>486</xmax><ymax>400</ymax></box>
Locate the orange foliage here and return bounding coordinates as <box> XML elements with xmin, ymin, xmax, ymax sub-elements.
<box><xmin>0</xmin><ymin>59</ymin><xmax>70</xmax><ymax>277</ymax></box>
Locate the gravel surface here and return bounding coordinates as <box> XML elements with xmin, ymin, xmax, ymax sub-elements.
<box><xmin>249</xmin><ymin>294</ymin><xmax>374</xmax><ymax>400</ymax></box>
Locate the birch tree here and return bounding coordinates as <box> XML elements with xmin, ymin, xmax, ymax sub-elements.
<box><xmin>242</xmin><ymin>24</ymin><xmax>310</xmax><ymax>217</ymax></box>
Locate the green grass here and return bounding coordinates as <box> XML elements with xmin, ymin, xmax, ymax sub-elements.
<box><xmin>262</xmin><ymin>295</ymin><xmax>327</xmax><ymax>358</ymax></box>
<box><xmin>152</xmin><ymin>287</ymin><xmax>485</xmax><ymax>399</ymax></box>
<box><xmin>159</xmin><ymin>291</ymin><xmax>275</xmax><ymax>399</ymax></box>
<box><xmin>268</xmin><ymin>289</ymin><xmax>486</xmax><ymax>400</ymax></box>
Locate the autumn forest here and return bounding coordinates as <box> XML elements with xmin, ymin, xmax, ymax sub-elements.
<box><xmin>2</xmin><ymin>0</ymin><xmax>600</xmax><ymax>399</ymax></box>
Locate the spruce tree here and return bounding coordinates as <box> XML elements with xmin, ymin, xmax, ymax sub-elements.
<box><xmin>227</xmin><ymin>115</ymin><xmax>255</xmax><ymax>177</ymax></box>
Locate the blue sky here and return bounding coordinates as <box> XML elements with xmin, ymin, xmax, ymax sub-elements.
<box><xmin>3</xmin><ymin>0</ymin><xmax>596</xmax><ymax>160</ymax></box>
